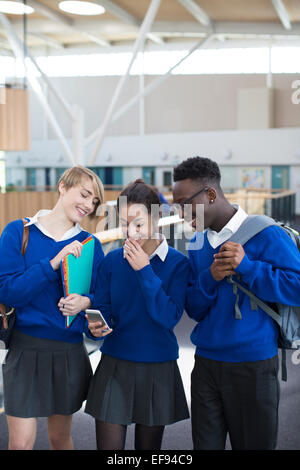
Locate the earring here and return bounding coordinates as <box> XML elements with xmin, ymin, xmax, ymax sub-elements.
<box><xmin>210</xmin><ymin>199</ymin><xmax>214</xmax><ymax>203</ymax></box>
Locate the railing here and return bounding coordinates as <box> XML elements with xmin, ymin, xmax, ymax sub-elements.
<box><xmin>0</xmin><ymin>188</ymin><xmax>297</xmax><ymax>235</ymax></box>
<box><xmin>223</xmin><ymin>188</ymin><xmax>297</xmax><ymax>225</ymax></box>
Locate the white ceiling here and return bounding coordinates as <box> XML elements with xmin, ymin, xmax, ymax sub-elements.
<box><xmin>0</xmin><ymin>0</ymin><xmax>300</xmax><ymax>55</ymax></box>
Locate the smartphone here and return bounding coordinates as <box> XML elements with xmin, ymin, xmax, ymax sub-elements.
<box><xmin>85</xmin><ymin>309</ymin><xmax>110</xmax><ymax>331</ymax></box>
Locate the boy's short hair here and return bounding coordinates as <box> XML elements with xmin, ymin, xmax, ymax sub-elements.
<box><xmin>173</xmin><ymin>157</ymin><xmax>221</xmax><ymax>188</ymax></box>
<box><xmin>58</xmin><ymin>166</ymin><xmax>104</xmax><ymax>219</ymax></box>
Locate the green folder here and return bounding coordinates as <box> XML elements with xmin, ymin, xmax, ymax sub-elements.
<box><xmin>60</xmin><ymin>235</ymin><xmax>95</xmax><ymax>328</ymax></box>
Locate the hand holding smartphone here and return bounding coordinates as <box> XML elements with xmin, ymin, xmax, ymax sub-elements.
<box><xmin>85</xmin><ymin>309</ymin><xmax>112</xmax><ymax>337</ymax></box>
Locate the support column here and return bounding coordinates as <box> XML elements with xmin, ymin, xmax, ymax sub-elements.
<box><xmin>88</xmin><ymin>0</ymin><xmax>161</xmax><ymax>166</ymax></box>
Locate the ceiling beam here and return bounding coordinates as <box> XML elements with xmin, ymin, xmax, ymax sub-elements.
<box><xmin>271</xmin><ymin>0</ymin><xmax>292</xmax><ymax>30</ymax></box>
<box><xmin>5</xmin><ymin>19</ymin><xmax>300</xmax><ymax>46</ymax></box>
<box><xmin>176</xmin><ymin>0</ymin><xmax>212</xmax><ymax>28</ymax></box>
<box><xmin>92</xmin><ymin>0</ymin><xmax>140</xmax><ymax>26</ymax></box>
<box><xmin>28</xmin><ymin>32</ymin><xmax>65</xmax><ymax>50</ymax></box>
<box><xmin>27</xmin><ymin>0</ymin><xmax>111</xmax><ymax>46</ymax></box>
<box><xmin>92</xmin><ymin>0</ymin><xmax>164</xmax><ymax>44</ymax></box>
<box><xmin>151</xmin><ymin>20</ymin><xmax>300</xmax><ymax>35</ymax></box>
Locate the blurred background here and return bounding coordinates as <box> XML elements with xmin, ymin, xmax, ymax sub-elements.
<box><xmin>0</xmin><ymin>0</ymin><xmax>300</xmax><ymax>450</ymax></box>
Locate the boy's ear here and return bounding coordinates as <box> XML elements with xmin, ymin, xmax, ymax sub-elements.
<box><xmin>206</xmin><ymin>187</ymin><xmax>217</xmax><ymax>204</ymax></box>
<box><xmin>58</xmin><ymin>180</ymin><xmax>66</xmax><ymax>196</ymax></box>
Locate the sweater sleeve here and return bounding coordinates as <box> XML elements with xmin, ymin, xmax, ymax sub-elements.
<box><xmin>185</xmin><ymin>250</ymin><xmax>219</xmax><ymax>322</ymax></box>
<box><xmin>0</xmin><ymin>220</ymin><xmax>59</xmax><ymax>308</ymax></box>
<box><xmin>235</xmin><ymin>225</ymin><xmax>300</xmax><ymax>305</ymax></box>
<box><xmin>135</xmin><ymin>256</ymin><xmax>191</xmax><ymax>330</ymax></box>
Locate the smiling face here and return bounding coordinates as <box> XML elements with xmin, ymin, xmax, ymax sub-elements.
<box><xmin>119</xmin><ymin>203</ymin><xmax>158</xmax><ymax>249</ymax></box>
<box><xmin>59</xmin><ymin>176</ymin><xmax>100</xmax><ymax>224</ymax></box>
<box><xmin>172</xmin><ymin>178</ymin><xmax>217</xmax><ymax>230</ymax></box>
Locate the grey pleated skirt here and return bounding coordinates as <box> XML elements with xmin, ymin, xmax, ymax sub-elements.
<box><xmin>84</xmin><ymin>354</ymin><xmax>190</xmax><ymax>426</ymax></box>
<box><xmin>2</xmin><ymin>329</ymin><xmax>93</xmax><ymax>418</ymax></box>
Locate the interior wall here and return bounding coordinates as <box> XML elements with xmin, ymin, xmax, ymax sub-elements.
<box><xmin>28</xmin><ymin>73</ymin><xmax>300</xmax><ymax>140</ymax></box>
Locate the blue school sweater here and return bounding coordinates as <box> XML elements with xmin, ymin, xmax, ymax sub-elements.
<box><xmin>0</xmin><ymin>219</ymin><xmax>104</xmax><ymax>343</ymax></box>
<box><xmin>92</xmin><ymin>246</ymin><xmax>191</xmax><ymax>362</ymax></box>
<box><xmin>186</xmin><ymin>226</ymin><xmax>300</xmax><ymax>362</ymax></box>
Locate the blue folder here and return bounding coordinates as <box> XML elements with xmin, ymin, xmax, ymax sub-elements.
<box><xmin>60</xmin><ymin>235</ymin><xmax>95</xmax><ymax>328</ymax></box>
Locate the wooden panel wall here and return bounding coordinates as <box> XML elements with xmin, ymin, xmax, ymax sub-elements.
<box><xmin>0</xmin><ymin>88</ymin><xmax>30</xmax><ymax>151</ymax></box>
<box><xmin>0</xmin><ymin>190</ymin><xmax>121</xmax><ymax>235</ymax></box>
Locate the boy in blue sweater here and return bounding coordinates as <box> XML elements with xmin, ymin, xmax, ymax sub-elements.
<box><xmin>172</xmin><ymin>157</ymin><xmax>300</xmax><ymax>450</ymax></box>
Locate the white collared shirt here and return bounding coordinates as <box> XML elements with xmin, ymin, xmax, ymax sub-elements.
<box><xmin>25</xmin><ymin>209</ymin><xmax>83</xmax><ymax>241</ymax></box>
<box><xmin>206</xmin><ymin>204</ymin><xmax>248</xmax><ymax>249</ymax></box>
<box><xmin>149</xmin><ymin>234</ymin><xmax>169</xmax><ymax>261</ymax></box>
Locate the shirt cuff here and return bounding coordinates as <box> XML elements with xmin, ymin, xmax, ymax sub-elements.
<box><xmin>39</xmin><ymin>258</ymin><xmax>59</xmax><ymax>282</ymax></box>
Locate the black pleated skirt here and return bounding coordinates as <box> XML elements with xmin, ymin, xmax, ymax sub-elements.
<box><xmin>85</xmin><ymin>354</ymin><xmax>190</xmax><ymax>426</ymax></box>
<box><xmin>2</xmin><ymin>329</ymin><xmax>93</xmax><ymax>418</ymax></box>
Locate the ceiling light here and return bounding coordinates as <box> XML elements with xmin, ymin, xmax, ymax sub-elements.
<box><xmin>58</xmin><ymin>1</ymin><xmax>105</xmax><ymax>16</ymax></box>
<box><xmin>0</xmin><ymin>1</ymin><xmax>34</xmax><ymax>15</ymax></box>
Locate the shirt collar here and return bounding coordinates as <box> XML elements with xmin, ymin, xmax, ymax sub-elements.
<box><xmin>206</xmin><ymin>204</ymin><xmax>248</xmax><ymax>248</ymax></box>
<box><xmin>149</xmin><ymin>234</ymin><xmax>169</xmax><ymax>261</ymax></box>
<box><xmin>25</xmin><ymin>209</ymin><xmax>83</xmax><ymax>241</ymax></box>
<box><xmin>221</xmin><ymin>204</ymin><xmax>248</xmax><ymax>234</ymax></box>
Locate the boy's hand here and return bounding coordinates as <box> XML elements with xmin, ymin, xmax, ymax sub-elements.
<box><xmin>210</xmin><ymin>242</ymin><xmax>245</xmax><ymax>281</ymax></box>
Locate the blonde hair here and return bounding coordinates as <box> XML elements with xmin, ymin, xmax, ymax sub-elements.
<box><xmin>58</xmin><ymin>166</ymin><xmax>104</xmax><ymax>219</ymax></box>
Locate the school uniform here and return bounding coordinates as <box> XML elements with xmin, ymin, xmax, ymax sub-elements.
<box><xmin>0</xmin><ymin>211</ymin><xmax>104</xmax><ymax>418</ymax></box>
<box><xmin>186</xmin><ymin>205</ymin><xmax>300</xmax><ymax>450</ymax></box>
<box><xmin>85</xmin><ymin>236</ymin><xmax>191</xmax><ymax>426</ymax></box>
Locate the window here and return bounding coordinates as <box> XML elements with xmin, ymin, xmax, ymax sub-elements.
<box><xmin>55</xmin><ymin>168</ymin><xmax>67</xmax><ymax>184</ymax></box>
<box><xmin>143</xmin><ymin>167</ymin><xmax>156</xmax><ymax>186</ymax></box>
<box><xmin>0</xmin><ymin>155</ymin><xmax>5</xmax><ymax>193</ymax></box>
<box><xmin>26</xmin><ymin>168</ymin><xmax>36</xmax><ymax>190</ymax></box>
<box><xmin>163</xmin><ymin>171</ymin><xmax>172</xmax><ymax>187</ymax></box>
<box><xmin>1</xmin><ymin>46</ymin><xmax>300</xmax><ymax>78</ymax></box>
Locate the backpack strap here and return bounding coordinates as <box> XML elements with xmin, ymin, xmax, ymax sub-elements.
<box><xmin>227</xmin><ymin>276</ymin><xmax>288</xmax><ymax>381</ymax></box>
<box><xmin>226</xmin><ymin>215</ymin><xmax>277</xmax><ymax>319</ymax></box>
<box><xmin>228</xmin><ymin>214</ymin><xmax>276</xmax><ymax>245</ymax></box>
<box><xmin>227</xmin><ymin>276</ymin><xmax>282</xmax><ymax>324</ymax></box>
<box><xmin>0</xmin><ymin>218</ymin><xmax>29</xmax><ymax>330</ymax></box>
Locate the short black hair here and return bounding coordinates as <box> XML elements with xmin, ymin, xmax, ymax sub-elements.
<box><xmin>173</xmin><ymin>156</ymin><xmax>221</xmax><ymax>187</ymax></box>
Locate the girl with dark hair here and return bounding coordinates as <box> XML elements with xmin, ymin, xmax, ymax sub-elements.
<box><xmin>84</xmin><ymin>179</ymin><xmax>191</xmax><ymax>450</ymax></box>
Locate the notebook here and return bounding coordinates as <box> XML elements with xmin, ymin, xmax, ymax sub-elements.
<box><xmin>60</xmin><ymin>235</ymin><xmax>95</xmax><ymax>328</ymax></box>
